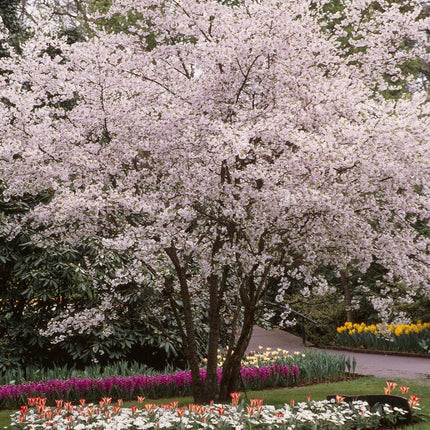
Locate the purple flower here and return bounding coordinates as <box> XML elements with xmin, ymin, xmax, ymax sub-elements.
<box><xmin>0</xmin><ymin>362</ymin><xmax>301</xmax><ymax>407</ymax></box>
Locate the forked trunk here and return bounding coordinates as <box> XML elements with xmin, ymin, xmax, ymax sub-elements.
<box><xmin>165</xmin><ymin>246</ymin><xmax>205</xmax><ymax>402</ymax></box>
<box><xmin>218</xmin><ymin>302</ymin><xmax>256</xmax><ymax>401</ymax></box>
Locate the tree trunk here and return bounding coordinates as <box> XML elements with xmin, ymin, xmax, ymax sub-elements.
<box><xmin>201</xmin><ymin>274</ymin><xmax>221</xmax><ymax>403</ymax></box>
<box><xmin>218</xmin><ymin>300</ymin><xmax>256</xmax><ymax>401</ymax></box>
<box><xmin>165</xmin><ymin>245</ymin><xmax>204</xmax><ymax>402</ymax></box>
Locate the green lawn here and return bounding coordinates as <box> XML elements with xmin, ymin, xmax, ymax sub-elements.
<box><xmin>1</xmin><ymin>376</ymin><xmax>429</xmax><ymax>429</ymax></box>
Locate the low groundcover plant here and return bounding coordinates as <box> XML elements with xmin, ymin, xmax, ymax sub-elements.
<box><xmin>10</xmin><ymin>392</ymin><xmax>413</xmax><ymax>430</ymax></box>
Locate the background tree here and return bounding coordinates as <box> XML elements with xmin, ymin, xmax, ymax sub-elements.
<box><xmin>1</xmin><ymin>0</ymin><xmax>430</xmax><ymax>402</ymax></box>
<box><xmin>0</xmin><ymin>0</ymin><xmax>28</xmax><ymax>56</ymax></box>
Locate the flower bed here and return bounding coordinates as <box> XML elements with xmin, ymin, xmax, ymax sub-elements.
<box><xmin>222</xmin><ymin>348</ymin><xmax>356</xmax><ymax>383</ymax></box>
<box><xmin>10</xmin><ymin>393</ymin><xmax>412</xmax><ymax>429</ymax></box>
<box><xmin>0</xmin><ymin>364</ymin><xmax>299</xmax><ymax>409</ymax></box>
<box><xmin>337</xmin><ymin>321</ymin><xmax>430</xmax><ymax>353</ymax></box>
<box><xmin>0</xmin><ymin>349</ymin><xmax>353</xmax><ymax>408</ymax></box>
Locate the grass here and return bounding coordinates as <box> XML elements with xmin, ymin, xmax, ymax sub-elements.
<box><xmin>1</xmin><ymin>376</ymin><xmax>429</xmax><ymax>429</ymax></box>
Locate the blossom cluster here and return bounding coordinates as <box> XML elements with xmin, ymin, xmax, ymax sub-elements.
<box><xmin>11</xmin><ymin>394</ymin><xmax>409</xmax><ymax>430</ymax></box>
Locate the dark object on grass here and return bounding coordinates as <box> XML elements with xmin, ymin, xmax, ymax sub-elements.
<box><xmin>326</xmin><ymin>394</ymin><xmax>412</xmax><ymax>424</ymax></box>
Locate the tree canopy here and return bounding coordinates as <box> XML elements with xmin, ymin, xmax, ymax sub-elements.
<box><xmin>1</xmin><ymin>0</ymin><xmax>430</xmax><ymax>401</ymax></box>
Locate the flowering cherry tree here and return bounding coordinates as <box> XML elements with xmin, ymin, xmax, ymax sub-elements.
<box><xmin>1</xmin><ymin>0</ymin><xmax>430</xmax><ymax>402</ymax></box>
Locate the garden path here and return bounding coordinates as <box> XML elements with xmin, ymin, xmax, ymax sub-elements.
<box><xmin>248</xmin><ymin>326</ymin><xmax>430</xmax><ymax>385</ymax></box>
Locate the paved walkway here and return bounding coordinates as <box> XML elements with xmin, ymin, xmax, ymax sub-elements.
<box><xmin>248</xmin><ymin>326</ymin><xmax>430</xmax><ymax>385</ymax></box>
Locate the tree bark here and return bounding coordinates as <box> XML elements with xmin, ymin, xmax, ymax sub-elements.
<box><xmin>218</xmin><ymin>305</ymin><xmax>255</xmax><ymax>400</ymax></box>
<box><xmin>219</xmin><ymin>279</ymin><xmax>256</xmax><ymax>401</ymax></box>
<box><xmin>165</xmin><ymin>245</ymin><xmax>204</xmax><ymax>402</ymax></box>
<box><xmin>201</xmin><ymin>273</ymin><xmax>221</xmax><ymax>403</ymax></box>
